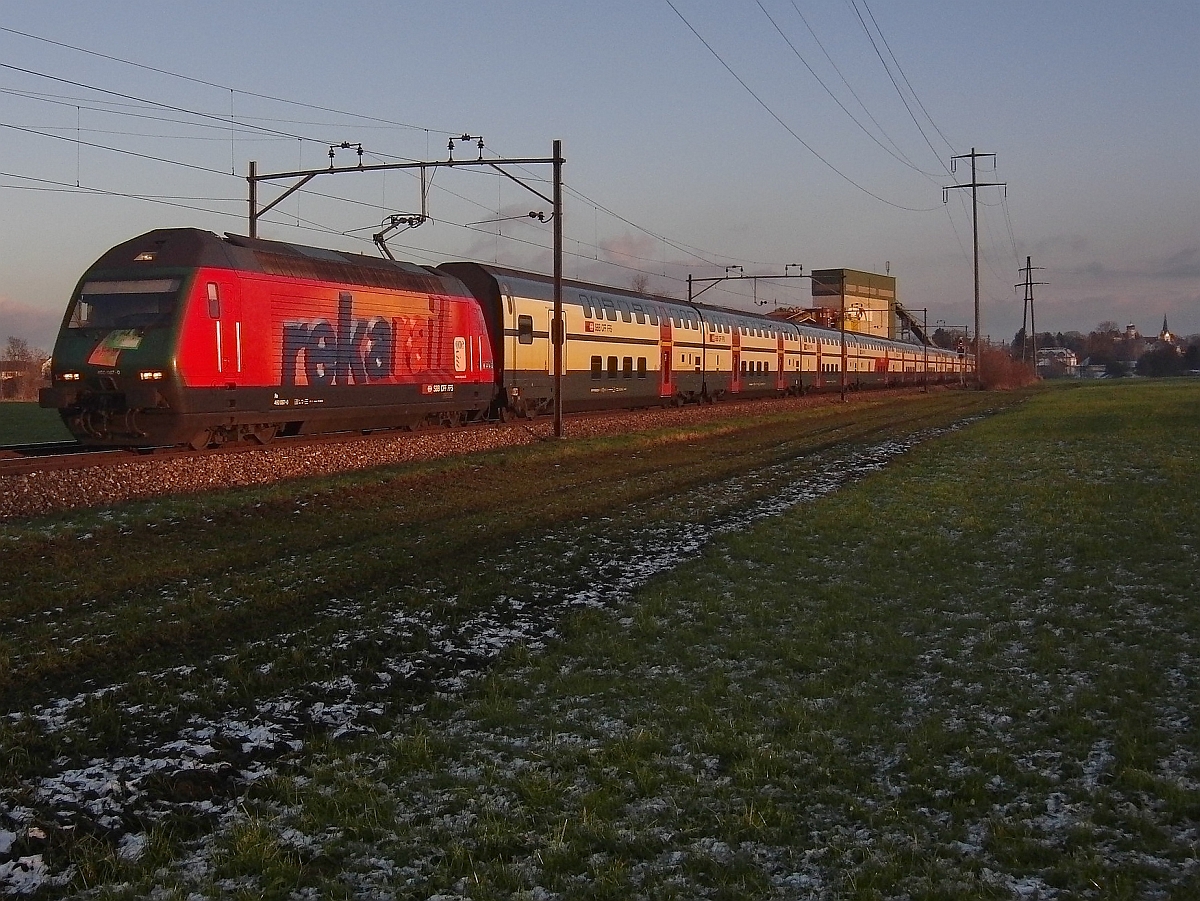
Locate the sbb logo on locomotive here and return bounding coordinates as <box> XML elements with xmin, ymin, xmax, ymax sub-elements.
<box><xmin>279</xmin><ymin>292</ymin><xmax>476</xmax><ymax>387</ymax></box>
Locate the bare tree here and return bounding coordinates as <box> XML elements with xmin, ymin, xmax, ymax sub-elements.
<box><xmin>630</xmin><ymin>273</ymin><xmax>650</xmax><ymax>295</ymax></box>
<box><xmin>4</xmin><ymin>336</ymin><xmax>32</xmax><ymax>362</ymax></box>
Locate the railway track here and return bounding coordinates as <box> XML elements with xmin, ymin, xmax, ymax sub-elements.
<box><xmin>0</xmin><ymin>440</ymin><xmax>128</xmax><ymax>476</ymax></box>
<box><xmin>0</xmin><ymin>415</ymin><xmax>553</xmax><ymax>478</ymax></box>
<box><xmin>0</xmin><ymin>388</ymin><xmax>958</xmax><ymax>520</ymax></box>
<box><xmin>0</xmin><ymin>399</ymin><xmax>739</xmax><ymax>477</ymax></box>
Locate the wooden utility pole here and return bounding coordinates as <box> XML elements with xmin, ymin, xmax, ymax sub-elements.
<box><xmin>945</xmin><ymin>149</ymin><xmax>1004</xmax><ymax>389</ymax></box>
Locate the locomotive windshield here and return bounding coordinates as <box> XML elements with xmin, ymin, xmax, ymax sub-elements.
<box><xmin>69</xmin><ymin>279</ymin><xmax>182</xmax><ymax>329</ymax></box>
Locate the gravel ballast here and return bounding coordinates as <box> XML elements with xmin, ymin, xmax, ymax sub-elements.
<box><xmin>1</xmin><ymin>392</ymin><xmax>926</xmax><ymax>520</ymax></box>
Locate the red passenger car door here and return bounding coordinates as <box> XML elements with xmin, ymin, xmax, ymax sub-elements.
<box><xmin>731</xmin><ymin>328</ymin><xmax>742</xmax><ymax>394</ymax></box>
<box><xmin>776</xmin><ymin>334</ymin><xmax>786</xmax><ymax>391</ymax></box>
<box><xmin>659</xmin><ymin>316</ymin><xmax>673</xmax><ymax>397</ymax></box>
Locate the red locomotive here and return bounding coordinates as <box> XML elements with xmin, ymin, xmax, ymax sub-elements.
<box><xmin>41</xmin><ymin>229</ymin><xmax>496</xmax><ymax>448</ymax></box>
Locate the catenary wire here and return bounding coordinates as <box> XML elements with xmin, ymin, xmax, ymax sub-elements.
<box><xmin>0</xmin><ymin>25</ymin><xmax>459</xmax><ymax>137</ymax></box>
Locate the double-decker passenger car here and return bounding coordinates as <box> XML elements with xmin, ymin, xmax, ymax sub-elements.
<box><xmin>444</xmin><ymin>262</ymin><xmax>969</xmax><ymax>417</ymax></box>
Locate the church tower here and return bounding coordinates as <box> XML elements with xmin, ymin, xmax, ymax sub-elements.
<box><xmin>1159</xmin><ymin>316</ymin><xmax>1174</xmax><ymax>345</ymax></box>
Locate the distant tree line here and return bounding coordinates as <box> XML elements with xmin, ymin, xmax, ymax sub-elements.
<box><xmin>1009</xmin><ymin>322</ymin><xmax>1199</xmax><ymax>377</ymax></box>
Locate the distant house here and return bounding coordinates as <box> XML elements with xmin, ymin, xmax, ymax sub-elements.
<box><xmin>0</xmin><ymin>359</ymin><xmax>48</xmax><ymax>400</ymax></box>
<box><xmin>1036</xmin><ymin>347</ymin><xmax>1078</xmax><ymax>378</ymax></box>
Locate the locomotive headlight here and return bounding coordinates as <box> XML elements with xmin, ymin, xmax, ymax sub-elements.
<box><xmin>59</xmin><ymin>372</ymin><xmax>81</xmax><ymax>381</ymax></box>
<box><xmin>138</xmin><ymin>370</ymin><xmax>165</xmax><ymax>381</ymax></box>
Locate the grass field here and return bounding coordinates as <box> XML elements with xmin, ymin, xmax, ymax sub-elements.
<box><xmin>0</xmin><ymin>402</ymin><xmax>72</xmax><ymax>444</ymax></box>
<box><xmin>2</xmin><ymin>382</ymin><xmax>1198</xmax><ymax>898</ymax></box>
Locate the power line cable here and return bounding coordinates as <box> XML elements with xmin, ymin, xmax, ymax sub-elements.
<box><xmin>859</xmin><ymin>0</ymin><xmax>956</xmax><ymax>153</ymax></box>
<box><xmin>785</xmin><ymin>0</ymin><xmax>920</xmax><ymax>171</ymax></box>
<box><xmin>754</xmin><ymin>0</ymin><xmax>942</xmax><ymax>177</ymax></box>
<box><xmin>0</xmin><ymin>169</ymin><xmax>244</xmax><ymax>214</ymax></box>
<box><xmin>2</xmin><ymin>23</ymin><xmax>817</xmax><ymax>294</ymax></box>
<box><xmin>662</xmin><ymin>0</ymin><xmax>938</xmax><ymax>212</ymax></box>
<box><xmin>847</xmin><ymin>0</ymin><xmax>949</xmax><ymax>170</ymax></box>
<box><xmin>0</xmin><ymin>25</ymin><xmax>457</xmax><ymax>137</ymax></box>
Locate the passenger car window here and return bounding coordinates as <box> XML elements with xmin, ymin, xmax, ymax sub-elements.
<box><xmin>517</xmin><ymin>314</ymin><xmax>534</xmax><ymax>344</ymax></box>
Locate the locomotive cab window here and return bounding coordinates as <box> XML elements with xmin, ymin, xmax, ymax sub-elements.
<box><xmin>207</xmin><ymin>283</ymin><xmax>220</xmax><ymax>319</ymax></box>
<box><xmin>517</xmin><ymin>314</ymin><xmax>534</xmax><ymax>344</ymax></box>
<box><xmin>69</xmin><ymin>278</ymin><xmax>182</xmax><ymax>330</ymax></box>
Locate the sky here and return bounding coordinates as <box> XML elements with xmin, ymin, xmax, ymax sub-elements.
<box><xmin>1</xmin><ymin>0</ymin><xmax>1198</xmax><ymax>353</ymax></box>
